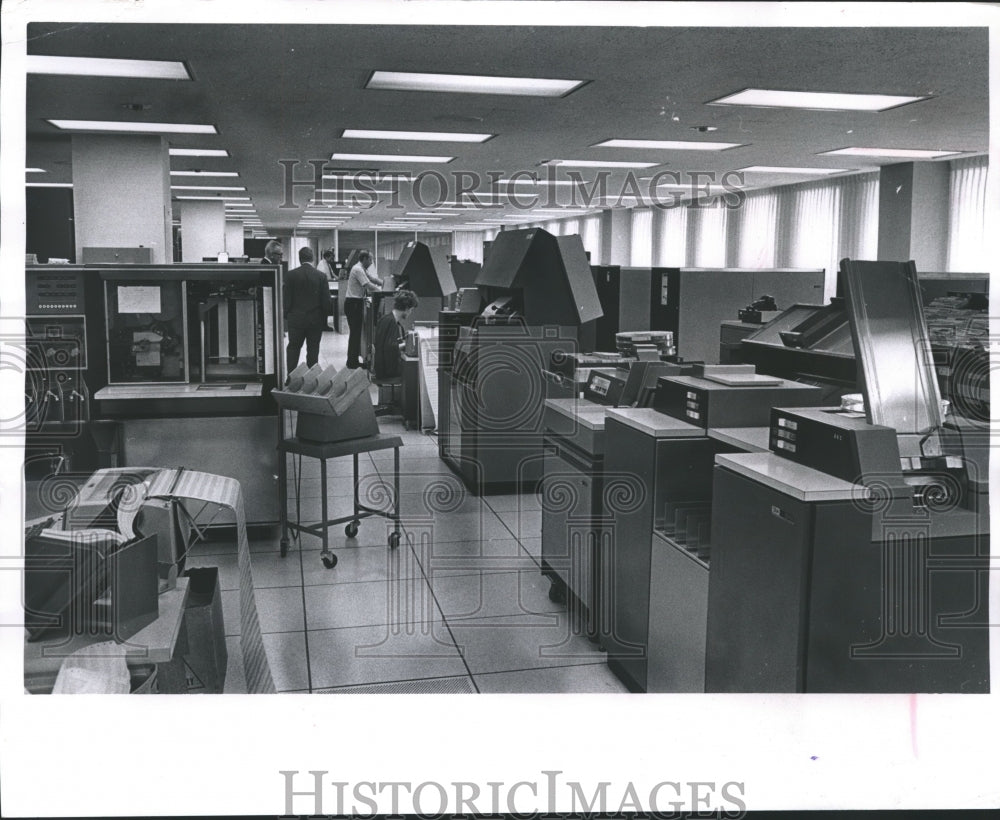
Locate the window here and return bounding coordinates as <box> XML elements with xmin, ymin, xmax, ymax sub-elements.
<box><xmin>692</xmin><ymin>204</ymin><xmax>728</xmax><ymax>267</ymax></box>
<box><xmin>735</xmin><ymin>191</ymin><xmax>777</xmax><ymax>268</ymax></box>
<box><xmin>629</xmin><ymin>209</ymin><xmax>653</xmax><ymax>266</ymax></box>
<box><xmin>655</xmin><ymin>205</ymin><xmax>688</xmax><ymax>266</ymax></box>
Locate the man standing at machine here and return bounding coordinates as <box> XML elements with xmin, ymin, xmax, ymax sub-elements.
<box><xmin>343</xmin><ymin>250</ymin><xmax>383</xmax><ymax>369</ymax></box>
<box><xmin>283</xmin><ymin>246</ymin><xmax>332</xmax><ymax>376</ymax></box>
<box><xmin>263</xmin><ymin>239</ymin><xmax>284</xmax><ymax>268</ymax></box>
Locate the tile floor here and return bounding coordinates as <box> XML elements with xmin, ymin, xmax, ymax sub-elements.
<box><xmin>185</xmin><ymin>325</ymin><xmax>627</xmax><ymax>694</ymax></box>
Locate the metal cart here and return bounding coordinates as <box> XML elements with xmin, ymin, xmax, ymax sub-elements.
<box><xmin>278</xmin><ymin>433</ymin><xmax>403</xmax><ymax>568</ymax></box>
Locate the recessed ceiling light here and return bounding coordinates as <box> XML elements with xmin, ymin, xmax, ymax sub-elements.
<box><xmin>366</xmin><ymin>70</ymin><xmax>586</xmax><ymax>97</ymax></box>
<box><xmin>171</xmin><ymin>170</ymin><xmax>239</xmax><ymax>177</ymax></box>
<box><xmin>174</xmin><ymin>195</ymin><xmax>250</xmax><ymax>200</ymax></box>
<box><xmin>48</xmin><ymin>119</ymin><xmax>217</xmax><ymax>134</ymax></box>
<box><xmin>341</xmin><ymin>129</ymin><xmax>493</xmax><ymax>143</ymax></box>
<box><xmin>593</xmin><ymin>139</ymin><xmax>744</xmax><ymax>151</ymax></box>
<box><xmin>330</xmin><ymin>152</ymin><xmax>454</xmax><ymax>164</ymax></box>
<box><xmin>531</xmin><ymin>209</ymin><xmax>593</xmax><ymax>215</ymax></box>
<box><xmin>171</xmin><ymin>185</ymin><xmax>246</xmax><ymax>191</ymax></box>
<box><xmin>314</xmin><ymin>189</ymin><xmax>400</xmax><ymax>196</ymax></box>
<box><xmin>708</xmin><ymin>88</ymin><xmax>928</xmax><ymax>112</ymax></box>
<box><xmin>542</xmin><ymin>159</ymin><xmax>659</xmax><ymax>169</ymax></box>
<box><xmin>27</xmin><ymin>182</ymin><xmax>72</xmax><ymax>187</ymax></box>
<box><xmin>738</xmin><ymin>166</ymin><xmax>849</xmax><ymax>175</ymax></box>
<box><xmin>323</xmin><ymin>172</ymin><xmax>411</xmax><ymax>181</ymax></box>
<box><xmin>494</xmin><ymin>177</ymin><xmax>583</xmax><ymax>187</ymax></box>
<box><xmin>170</xmin><ymin>148</ymin><xmax>230</xmax><ymax>157</ymax></box>
<box><xmin>818</xmin><ymin>146</ymin><xmax>961</xmax><ymax>159</ymax></box>
<box><xmin>26</xmin><ymin>168</ymin><xmax>47</xmax><ymax>173</ymax></box>
<box><xmin>27</xmin><ymin>55</ymin><xmax>192</xmax><ymax>80</ymax></box>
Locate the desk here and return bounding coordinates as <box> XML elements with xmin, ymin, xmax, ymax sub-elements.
<box><xmin>278</xmin><ymin>434</ymin><xmax>404</xmax><ymax>568</ymax></box>
<box><xmin>24</xmin><ymin>578</ymin><xmax>189</xmax><ymax>694</ymax></box>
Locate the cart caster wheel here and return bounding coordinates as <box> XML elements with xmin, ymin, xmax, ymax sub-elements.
<box><xmin>388</xmin><ymin>531</ymin><xmax>401</xmax><ymax>549</ymax></box>
<box><xmin>548</xmin><ymin>581</ymin><xmax>567</xmax><ymax>605</ymax></box>
<box><xmin>280</xmin><ymin>539</ymin><xmax>289</xmax><ymax>558</ymax></box>
<box><xmin>345</xmin><ymin>521</ymin><xmax>359</xmax><ymax>538</ymax></box>
<box><xmin>321</xmin><ymin>552</ymin><xmax>338</xmax><ymax>569</ymax></box>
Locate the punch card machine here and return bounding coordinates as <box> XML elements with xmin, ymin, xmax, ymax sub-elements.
<box><xmin>705</xmin><ymin>260</ymin><xmax>989</xmax><ymax>693</ymax></box>
<box><xmin>602</xmin><ymin>363</ymin><xmax>826</xmax><ymax>692</ymax></box>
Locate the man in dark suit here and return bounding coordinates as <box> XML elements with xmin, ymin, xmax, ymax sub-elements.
<box><xmin>283</xmin><ymin>246</ymin><xmax>332</xmax><ymax>376</ymax></box>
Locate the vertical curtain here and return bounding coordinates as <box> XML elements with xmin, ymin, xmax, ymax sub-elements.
<box><xmin>837</xmin><ymin>171</ymin><xmax>879</xmax><ymax>267</ymax></box>
<box><xmin>452</xmin><ymin>230</ymin><xmax>485</xmax><ymax>263</ymax></box>
<box><xmin>780</xmin><ymin>180</ymin><xmax>842</xmax><ymax>296</ymax></box>
<box><xmin>692</xmin><ymin>204</ymin><xmax>728</xmax><ymax>267</ymax></box>
<box><xmin>947</xmin><ymin>155</ymin><xmax>988</xmax><ymax>272</ymax></box>
<box><xmin>768</xmin><ymin>172</ymin><xmax>880</xmax><ymax>298</ymax></box>
<box><xmin>655</xmin><ymin>205</ymin><xmax>689</xmax><ymax>266</ymax></box>
<box><xmin>629</xmin><ymin>208</ymin><xmax>653</xmax><ymax>266</ymax></box>
<box><xmin>734</xmin><ymin>191</ymin><xmax>778</xmax><ymax>268</ymax></box>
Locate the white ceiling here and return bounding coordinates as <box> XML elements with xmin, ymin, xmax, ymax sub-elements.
<box><xmin>24</xmin><ymin>22</ymin><xmax>989</xmax><ymax>238</ymax></box>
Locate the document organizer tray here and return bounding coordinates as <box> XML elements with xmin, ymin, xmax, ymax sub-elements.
<box><xmin>272</xmin><ymin>364</ymin><xmax>378</xmax><ymax>443</ymax></box>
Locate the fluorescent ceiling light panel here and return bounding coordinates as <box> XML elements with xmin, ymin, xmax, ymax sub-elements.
<box><xmin>708</xmin><ymin>88</ymin><xmax>928</xmax><ymax>112</ymax></box>
<box><xmin>26</xmin><ymin>168</ymin><xmax>47</xmax><ymax>173</ymax></box>
<box><xmin>543</xmin><ymin>159</ymin><xmax>659</xmax><ymax>169</ymax></box>
<box><xmin>48</xmin><ymin>119</ymin><xmax>216</xmax><ymax>134</ymax></box>
<box><xmin>27</xmin><ymin>182</ymin><xmax>72</xmax><ymax>187</ymax></box>
<box><xmin>341</xmin><ymin>129</ymin><xmax>492</xmax><ymax>143</ymax></box>
<box><xmin>27</xmin><ymin>55</ymin><xmax>191</xmax><ymax>80</ymax></box>
<box><xmin>171</xmin><ymin>185</ymin><xmax>246</xmax><ymax>191</ymax></box>
<box><xmin>366</xmin><ymin>70</ymin><xmax>585</xmax><ymax>97</ymax></box>
<box><xmin>593</xmin><ymin>139</ymin><xmax>744</xmax><ymax>151</ymax></box>
<box><xmin>170</xmin><ymin>148</ymin><xmax>229</xmax><ymax>157</ymax></box>
<box><xmin>495</xmin><ymin>178</ymin><xmax>584</xmax><ymax>187</ymax></box>
<box><xmin>818</xmin><ymin>146</ymin><xmax>961</xmax><ymax>159</ymax></box>
<box><xmin>739</xmin><ymin>165</ymin><xmax>848</xmax><ymax>175</ymax></box>
<box><xmin>330</xmin><ymin>152</ymin><xmax>453</xmax><ymax>164</ymax></box>
<box><xmin>314</xmin><ymin>188</ymin><xmax>398</xmax><ymax>195</ymax></box>
<box><xmin>531</xmin><ymin>209</ymin><xmax>592</xmax><ymax>215</ymax></box>
<box><xmin>323</xmin><ymin>173</ymin><xmax>412</xmax><ymax>181</ymax></box>
<box><xmin>171</xmin><ymin>170</ymin><xmax>239</xmax><ymax>177</ymax></box>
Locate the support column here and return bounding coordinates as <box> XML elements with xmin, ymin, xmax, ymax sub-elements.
<box><xmin>608</xmin><ymin>208</ymin><xmax>632</xmax><ymax>266</ymax></box>
<box><xmin>71</xmin><ymin>134</ymin><xmax>172</xmax><ymax>263</ymax></box>
<box><xmin>180</xmin><ymin>200</ymin><xmax>226</xmax><ymax>262</ymax></box>
<box><xmin>225</xmin><ymin>222</ymin><xmax>245</xmax><ymax>258</ymax></box>
<box><xmin>877</xmin><ymin>162</ymin><xmax>950</xmax><ymax>271</ymax></box>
